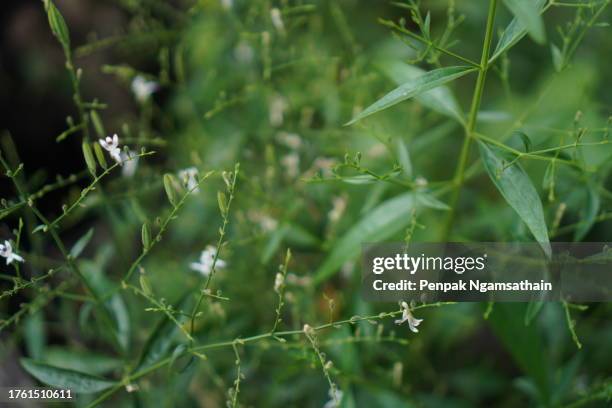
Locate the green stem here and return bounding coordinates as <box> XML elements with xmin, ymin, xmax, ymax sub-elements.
<box><xmin>85</xmin><ymin>302</ymin><xmax>454</xmax><ymax>408</ymax></box>
<box><xmin>442</xmin><ymin>0</ymin><xmax>498</xmax><ymax>241</ymax></box>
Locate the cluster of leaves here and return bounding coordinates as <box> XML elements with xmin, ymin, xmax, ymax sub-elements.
<box><xmin>1</xmin><ymin>0</ymin><xmax>611</xmax><ymax>407</ymax></box>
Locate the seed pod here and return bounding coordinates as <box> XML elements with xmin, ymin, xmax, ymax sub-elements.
<box><xmin>217</xmin><ymin>191</ymin><xmax>228</xmax><ymax>215</ymax></box>
<box><xmin>163</xmin><ymin>174</ymin><xmax>178</xmax><ymax>206</ymax></box>
<box><xmin>141</xmin><ymin>222</ymin><xmax>151</xmax><ymax>249</ymax></box>
<box><xmin>93</xmin><ymin>142</ymin><xmax>108</xmax><ymax>169</ymax></box>
<box><xmin>82</xmin><ymin>142</ymin><xmax>96</xmax><ymax>176</ymax></box>
<box><xmin>139</xmin><ymin>273</ymin><xmax>153</xmax><ymax>297</ymax></box>
<box><xmin>90</xmin><ymin>110</ymin><xmax>105</xmax><ymax>138</ymax></box>
<box><xmin>43</xmin><ymin>0</ymin><xmax>70</xmax><ymax>51</ymax></box>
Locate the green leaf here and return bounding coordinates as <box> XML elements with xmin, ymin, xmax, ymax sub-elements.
<box><xmin>486</xmin><ymin>304</ymin><xmax>550</xmax><ymax>399</ymax></box>
<box><xmin>502</xmin><ymin>0</ymin><xmax>545</xmax><ymax>44</ymax></box>
<box><xmin>20</xmin><ymin>358</ymin><xmax>116</xmax><ymax>393</ymax></box>
<box><xmin>346</xmin><ymin>66</ymin><xmax>476</xmax><ymax>125</ymax></box>
<box><xmin>43</xmin><ymin>0</ymin><xmax>71</xmax><ymax>52</ymax></box>
<box><xmin>70</xmin><ymin>228</ymin><xmax>94</xmax><ymax>258</ymax></box>
<box><xmin>43</xmin><ymin>347</ymin><xmax>121</xmax><ymax>375</ymax></box>
<box><xmin>524</xmin><ymin>300</ymin><xmax>545</xmax><ymax>325</ymax></box>
<box><xmin>80</xmin><ymin>260</ymin><xmax>131</xmax><ymax>352</ymax></box>
<box><xmin>478</xmin><ymin>141</ymin><xmax>550</xmax><ymax>258</ymax></box>
<box><xmin>381</xmin><ymin>61</ymin><xmax>465</xmax><ymax>124</ymax></box>
<box><xmin>574</xmin><ymin>180</ymin><xmax>600</xmax><ymax>242</ymax></box>
<box><xmin>24</xmin><ymin>312</ymin><xmax>46</xmax><ymax>360</ymax></box>
<box><xmin>490</xmin><ymin>0</ymin><xmax>546</xmax><ymax>63</ymax></box>
<box><xmin>314</xmin><ymin>192</ymin><xmax>448</xmax><ymax>284</ymax></box>
<box><xmin>395</xmin><ymin>138</ymin><xmax>413</xmax><ymax>179</ymax></box>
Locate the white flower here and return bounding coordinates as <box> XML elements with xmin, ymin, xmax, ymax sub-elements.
<box><xmin>221</xmin><ymin>0</ymin><xmax>233</xmax><ymax>10</ymax></box>
<box><xmin>328</xmin><ymin>195</ymin><xmax>347</xmax><ymax>223</ymax></box>
<box><xmin>178</xmin><ymin>167</ymin><xmax>200</xmax><ymax>192</ymax></box>
<box><xmin>269</xmin><ymin>95</ymin><xmax>288</xmax><ymax>127</ymax></box>
<box><xmin>0</xmin><ymin>240</ymin><xmax>24</xmax><ymax>265</ymax></box>
<box><xmin>323</xmin><ymin>387</ymin><xmax>343</xmax><ymax>408</ymax></box>
<box><xmin>415</xmin><ymin>176</ymin><xmax>428</xmax><ymax>188</ymax></box>
<box><xmin>303</xmin><ymin>324</ymin><xmax>315</xmax><ymax>336</ymax></box>
<box><xmin>311</xmin><ymin>157</ymin><xmax>337</xmax><ymax>177</ymax></box>
<box><xmin>98</xmin><ymin>134</ymin><xmax>122</xmax><ymax>165</ymax></box>
<box><xmin>125</xmin><ymin>383</ymin><xmax>139</xmax><ymax>393</ymax></box>
<box><xmin>190</xmin><ymin>246</ymin><xmax>226</xmax><ymax>277</ymax></box>
<box><xmin>131</xmin><ymin>75</ymin><xmax>159</xmax><ymax>103</ymax></box>
<box><xmin>286</xmin><ymin>273</ymin><xmax>311</xmax><ymax>287</ymax></box>
<box><xmin>248</xmin><ymin>210</ymin><xmax>278</xmax><ymax>232</ymax></box>
<box><xmin>395</xmin><ymin>301</ymin><xmax>423</xmax><ymax>333</ymax></box>
<box><xmin>274</xmin><ymin>272</ymin><xmax>284</xmax><ymax>293</ymax></box>
<box><xmin>270</xmin><ymin>8</ymin><xmax>285</xmax><ymax>34</ymax></box>
<box><xmin>121</xmin><ymin>150</ymin><xmax>139</xmax><ymax>178</ymax></box>
<box><xmin>234</xmin><ymin>41</ymin><xmax>254</xmax><ymax>64</ymax></box>
<box><xmin>281</xmin><ymin>153</ymin><xmax>300</xmax><ymax>178</ymax></box>
<box><xmin>276</xmin><ymin>132</ymin><xmax>302</xmax><ymax>150</ymax></box>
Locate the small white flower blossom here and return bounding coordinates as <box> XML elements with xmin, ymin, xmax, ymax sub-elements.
<box><xmin>328</xmin><ymin>195</ymin><xmax>347</xmax><ymax>223</ymax></box>
<box><xmin>303</xmin><ymin>324</ymin><xmax>315</xmax><ymax>336</ymax></box>
<box><xmin>415</xmin><ymin>176</ymin><xmax>428</xmax><ymax>188</ymax></box>
<box><xmin>221</xmin><ymin>0</ymin><xmax>233</xmax><ymax>10</ymax></box>
<box><xmin>121</xmin><ymin>150</ymin><xmax>139</xmax><ymax>178</ymax></box>
<box><xmin>274</xmin><ymin>272</ymin><xmax>284</xmax><ymax>293</ymax></box>
<box><xmin>0</xmin><ymin>240</ymin><xmax>24</xmax><ymax>265</ymax></box>
<box><xmin>286</xmin><ymin>273</ymin><xmax>311</xmax><ymax>287</ymax></box>
<box><xmin>99</xmin><ymin>134</ymin><xmax>122</xmax><ymax>165</ymax></box>
<box><xmin>281</xmin><ymin>153</ymin><xmax>300</xmax><ymax>178</ymax></box>
<box><xmin>395</xmin><ymin>301</ymin><xmax>423</xmax><ymax>333</ymax></box>
<box><xmin>131</xmin><ymin>75</ymin><xmax>159</xmax><ymax>103</ymax></box>
<box><xmin>190</xmin><ymin>245</ymin><xmax>226</xmax><ymax>277</ymax></box>
<box><xmin>323</xmin><ymin>387</ymin><xmax>343</xmax><ymax>408</ymax></box>
<box><xmin>368</xmin><ymin>143</ymin><xmax>387</xmax><ymax>158</ymax></box>
<box><xmin>276</xmin><ymin>131</ymin><xmax>302</xmax><ymax>150</ymax></box>
<box><xmin>269</xmin><ymin>95</ymin><xmax>288</xmax><ymax>127</ymax></box>
<box><xmin>234</xmin><ymin>41</ymin><xmax>254</xmax><ymax>64</ymax></box>
<box><xmin>178</xmin><ymin>167</ymin><xmax>200</xmax><ymax>192</ymax></box>
<box><xmin>248</xmin><ymin>210</ymin><xmax>278</xmax><ymax>232</ymax></box>
<box><xmin>270</xmin><ymin>8</ymin><xmax>285</xmax><ymax>34</ymax></box>
<box><xmin>311</xmin><ymin>157</ymin><xmax>337</xmax><ymax>177</ymax></box>
<box><xmin>125</xmin><ymin>383</ymin><xmax>139</xmax><ymax>393</ymax></box>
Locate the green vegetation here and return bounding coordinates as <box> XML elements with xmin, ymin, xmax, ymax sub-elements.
<box><xmin>1</xmin><ymin>0</ymin><xmax>611</xmax><ymax>406</ymax></box>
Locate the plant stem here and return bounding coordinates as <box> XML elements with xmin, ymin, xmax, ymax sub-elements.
<box><xmin>85</xmin><ymin>302</ymin><xmax>454</xmax><ymax>408</ymax></box>
<box><xmin>442</xmin><ymin>0</ymin><xmax>498</xmax><ymax>241</ymax></box>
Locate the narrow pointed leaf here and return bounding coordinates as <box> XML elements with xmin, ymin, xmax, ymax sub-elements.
<box><xmin>491</xmin><ymin>0</ymin><xmax>546</xmax><ymax>62</ymax></box>
<box><xmin>69</xmin><ymin>228</ymin><xmax>94</xmax><ymax>258</ymax></box>
<box><xmin>43</xmin><ymin>348</ymin><xmax>121</xmax><ymax>375</ymax></box>
<box><xmin>502</xmin><ymin>0</ymin><xmax>546</xmax><ymax>44</ymax></box>
<box><xmin>20</xmin><ymin>358</ymin><xmax>116</xmax><ymax>393</ymax></box>
<box><xmin>478</xmin><ymin>141</ymin><xmax>550</xmax><ymax>258</ymax></box>
<box><xmin>314</xmin><ymin>192</ymin><xmax>448</xmax><ymax>283</ymax></box>
<box><xmin>381</xmin><ymin>61</ymin><xmax>465</xmax><ymax>124</ymax></box>
<box><xmin>346</xmin><ymin>66</ymin><xmax>476</xmax><ymax>125</ymax></box>
<box><xmin>395</xmin><ymin>138</ymin><xmax>413</xmax><ymax>178</ymax></box>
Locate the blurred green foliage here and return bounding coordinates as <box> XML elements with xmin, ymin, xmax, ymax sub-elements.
<box><xmin>1</xmin><ymin>0</ymin><xmax>612</xmax><ymax>407</ymax></box>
